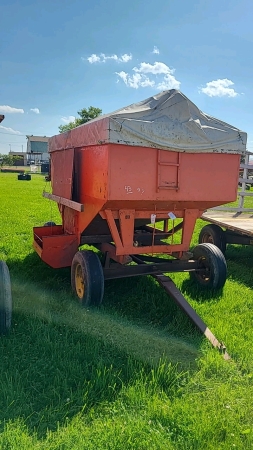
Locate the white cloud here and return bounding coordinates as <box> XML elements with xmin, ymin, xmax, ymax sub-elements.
<box><xmin>116</xmin><ymin>71</ymin><xmax>128</xmax><ymax>84</ymax></box>
<box><xmin>0</xmin><ymin>105</ymin><xmax>24</xmax><ymax>114</ymax></box>
<box><xmin>200</xmin><ymin>79</ymin><xmax>238</xmax><ymax>97</ymax></box>
<box><xmin>30</xmin><ymin>108</ymin><xmax>40</xmax><ymax>114</ymax></box>
<box><xmin>61</xmin><ymin>115</ymin><xmax>75</xmax><ymax>124</ymax></box>
<box><xmin>156</xmin><ymin>74</ymin><xmax>181</xmax><ymax>90</ymax></box>
<box><xmin>0</xmin><ymin>125</ymin><xmax>22</xmax><ymax>134</ymax></box>
<box><xmin>119</xmin><ymin>53</ymin><xmax>132</xmax><ymax>63</ymax></box>
<box><xmin>152</xmin><ymin>46</ymin><xmax>160</xmax><ymax>54</ymax></box>
<box><xmin>86</xmin><ymin>54</ymin><xmax>101</xmax><ymax>63</ymax></box>
<box><xmin>86</xmin><ymin>53</ymin><xmax>132</xmax><ymax>64</ymax></box>
<box><xmin>100</xmin><ymin>53</ymin><xmax>118</xmax><ymax>62</ymax></box>
<box><xmin>116</xmin><ymin>61</ymin><xmax>181</xmax><ymax>90</ymax></box>
<box><xmin>133</xmin><ymin>61</ymin><xmax>174</xmax><ymax>75</ymax></box>
<box><xmin>116</xmin><ymin>71</ymin><xmax>155</xmax><ymax>89</ymax></box>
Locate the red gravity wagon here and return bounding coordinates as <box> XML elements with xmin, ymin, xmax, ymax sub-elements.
<box><xmin>33</xmin><ymin>90</ymin><xmax>246</xmax><ymax>308</ymax></box>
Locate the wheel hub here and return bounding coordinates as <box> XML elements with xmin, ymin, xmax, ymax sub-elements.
<box><xmin>75</xmin><ymin>264</ymin><xmax>85</xmax><ymax>299</ymax></box>
<box><xmin>202</xmin><ymin>232</ymin><xmax>214</xmax><ymax>244</ymax></box>
<box><xmin>196</xmin><ymin>256</ymin><xmax>211</xmax><ymax>282</ymax></box>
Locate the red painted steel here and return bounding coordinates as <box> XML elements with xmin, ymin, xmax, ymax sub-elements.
<box><xmin>50</xmin><ymin>148</ymin><xmax>74</xmax><ymax>199</ymax></box>
<box><xmin>33</xmin><ymin>138</ymin><xmax>240</xmax><ymax>268</ymax></box>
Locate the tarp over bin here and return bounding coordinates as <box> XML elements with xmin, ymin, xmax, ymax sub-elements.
<box><xmin>50</xmin><ymin>89</ymin><xmax>247</xmax><ymax>154</ymax></box>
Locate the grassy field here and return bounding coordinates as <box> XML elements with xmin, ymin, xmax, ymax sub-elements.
<box><xmin>0</xmin><ymin>172</ymin><xmax>253</xmax><ymax>449</ymax></box>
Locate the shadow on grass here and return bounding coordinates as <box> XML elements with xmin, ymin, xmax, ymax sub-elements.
<box><xmin>225</xmin><ymin>244</ymin><xmax>253</xmax><ymax>290</ymax></box>
<box><xmin>180</xmin><ymin>277</ymin><xmax>225</xmax><ymax>303</ymax></box>
<box><xmin>104</xmin><ymin>275</ymin><xmax>206</xmax><ymax>343</ymax></box>
<box><xmin>7</xmin><ymin>251</ymin><xmax>71</xmax><ymax>293</ymax></box>
<box><xmin>7</xmin><ymin>252</ymin><xmax>205</xmax><ymax>346</ymax></box>
<box><xmin>0</xmin><ymin>253</ymin><xmax>212</xmax><ymax>437</ymax></box>
<box><xmin>2</xmin><ymin>311</ymin><xmax>184</xmax><ymax>437</ymax></box>
<box><xmin>0</xmin><ymin>279</ymin><xmax>200</xmax><ymax>439</ymax></box>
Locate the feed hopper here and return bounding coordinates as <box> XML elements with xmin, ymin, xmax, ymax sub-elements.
<box><xmin>33</xmin><ymin>90</ymin><xmax>246</xmax><ymax>308</ymax></box>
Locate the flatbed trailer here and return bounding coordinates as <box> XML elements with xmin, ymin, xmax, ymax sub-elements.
<box><xmin>199</xmin><ymin>152</ymin><xmax>253</xmax><ymax>253</ymax></box>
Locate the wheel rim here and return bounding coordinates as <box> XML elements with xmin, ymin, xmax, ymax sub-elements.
<box><xmin>75</xmin><ymin>263</ymin><xmax>85</xmax><ymax>299</ymax></box>
<box><xmin>195</xmin><ymin>256</ymin><xmax>211</xmax><ymax>283</ymax></box>
<box><xmin>201</xmin><ymin>232</ymin><xmax>214</xmax><ymax>245</ymax></box>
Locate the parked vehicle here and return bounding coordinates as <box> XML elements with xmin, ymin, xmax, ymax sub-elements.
<box><xmin>200</xmin><ymin>152</ymin><xmax>253</xmax><ymax>254</ymax></box>
<box><xmin>32</xmin><ymin>90</ymin><xmax>246</xmax><ymax>356</ymax></box>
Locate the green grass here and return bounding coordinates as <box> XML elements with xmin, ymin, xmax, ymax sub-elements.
<box><xmin>0</xmin><ymin>173</ymin><xmax>253</xmax><ymax>449</ymax></box>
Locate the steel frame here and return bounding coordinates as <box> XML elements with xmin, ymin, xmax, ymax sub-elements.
<box><xmin>99</xmin><ymin>208</ymin><xmax>199</xmax><ymax>257</ymax></box>
<box><xmin>153</xmin><ymin>274</ymin><xmax>230</xmax><ymax>360</ymax></box>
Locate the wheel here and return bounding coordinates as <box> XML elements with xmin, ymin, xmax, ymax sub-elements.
<box><xmin>0</xmin><ymin>261</ymin><xmax>12</xmax><ymax>334</ymax></box>
<box><xmin>44</xmin><ymin>221</ymin><xmax>56</xmax><ymax>227</ymax></box>
<box><xmin>71</xmin><ymin>250</ymin><xmax>104</xmax><ymax>307</ymax></box>
<box><xmin>191</xmin><ymin>243</ymin><xmax>227</xmax><ymax>290</ymax></box>
<box><xmin>199</xmin><ymin>224</ymin><xmax>226</xmax><ymax>254</ymax></box>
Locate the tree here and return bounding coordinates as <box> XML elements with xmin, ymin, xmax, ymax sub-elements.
<box><xmin>58</xmin><ymin>106</ymin><xmax>102</xmax><ymax>133</ymax></box>
<box><xmin>0</xmin><ymin>154</ymin><xmax>22</xmax><ymax>168</ymax></box>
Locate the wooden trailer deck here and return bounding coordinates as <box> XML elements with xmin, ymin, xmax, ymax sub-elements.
<box><xmin>199</xmin><ymin>152</ymin><xmax>253</xmax><ymax>248</ymax></box>
<box><xmin>201</xmin><ymin>211</ymin><xmax>253</xmax><ymax>237</ymax></box>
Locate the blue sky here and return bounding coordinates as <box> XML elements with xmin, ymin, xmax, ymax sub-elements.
<box><xmin>1</xmin><ymin>0</ymin><xmax>253</xmax><ymax>154</ymax></box>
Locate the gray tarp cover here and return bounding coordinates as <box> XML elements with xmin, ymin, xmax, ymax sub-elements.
<box><xmin>50</xmin><ymin>89</ymin><xmax>247</xmax><ymax>154</ymax></box>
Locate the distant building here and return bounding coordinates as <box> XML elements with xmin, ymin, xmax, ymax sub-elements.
<box><xmin>9</xmin><ymin>151</ymin><xmax>26</xmax><ymax>166</ymax></box>
<box><xmin>26</xmin><ymin>135</ymin><xmax>50</xmax><ymax>164</ymax></box>
<box><xmin>7</xmin><ymin>136</ymin><xmax>50</xmax><ymax>167</ymax></box>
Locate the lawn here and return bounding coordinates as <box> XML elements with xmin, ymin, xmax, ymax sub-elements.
<box><xmin>0</xmin><ymin>172</ymin><xmax>253</xmax><ymax>449</ymax></box>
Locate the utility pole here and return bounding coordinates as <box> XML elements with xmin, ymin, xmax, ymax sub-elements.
<box><xmin>9</xmin><ymin>144</ymin><xmax>11</xmax><ymax>152</ymax></box>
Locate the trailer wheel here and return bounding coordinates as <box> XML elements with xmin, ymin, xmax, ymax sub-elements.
<box><xmin>191</xmin><ymin>243</ymin><xmax>227</xmax><ymax>290</ymax></box>
<box><xmin>71</xmin><ymin>250</ymin><xmax>104</xmax><ymax>307</ymax></box>
<box><xmin>0</xmin><ymin>261</ymin><xmax>12</xmax><ymax>334</ymax></box>
<box><xmin>44</xmin><ymin>221</ymin><xmax>56</xmax><ymax>227</ymax></box>
<box><xmin>199</xmin><ymin>224</ymin><xmax>226</xmax><ymax>254</ymax></box>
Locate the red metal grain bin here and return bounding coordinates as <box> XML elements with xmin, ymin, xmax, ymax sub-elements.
<box><xmin>33</xmin><ymin>90</ymin><xmax>246</xmax><ymax>305</ymax></box>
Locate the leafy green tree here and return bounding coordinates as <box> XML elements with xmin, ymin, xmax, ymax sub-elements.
<box><xmin>58</xmin><ymin>106</ymin><xmax>102</xmax><ymax>133</ymax></box>
<box><xmin>0</xmin><ymin>154</ymin><xmax>22</xmax><ymax>168</ymax></box>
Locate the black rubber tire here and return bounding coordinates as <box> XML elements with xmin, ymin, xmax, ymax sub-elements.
<box><xmin>190</xmin><ymin>243</ymin><xmax>227</xmax><ymax>290</ymax></box>
<box><xmin>199</xmin><ymin>224</ymin><xmax>226</xmax><ymax>255</ymax></box>
<box><xmin>71</xmin><ymin>250</ymin><xmax>104</xmax><ymax>307</ymax></box>
<box><xmin>44</xmin><ymin>221</ymin><xmax>56</xmax><ymax>227</ymax></box>
<box><xmin>0</xmin><ymin>261</ymin><xmax>12</xmax><ymax>334</ymax></box>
